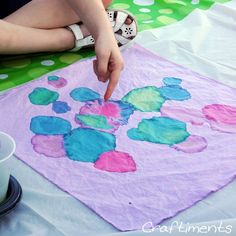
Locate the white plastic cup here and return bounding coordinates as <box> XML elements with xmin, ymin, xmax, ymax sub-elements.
<box><xmin>0</xmin><ymin>132</ymin><xmax>16</xmax><ymax>203</ymax></box>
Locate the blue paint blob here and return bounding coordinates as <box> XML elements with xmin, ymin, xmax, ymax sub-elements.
<box><xmin>112</xmin><ymin>100</ymin><xmax>135</xmax><ymax>125</ymax></box>
<box><xmin>30</xmin><ymin>116</ymin><xmax>71</xmax><ymax>135</ymax></box>
<box><xmin>52</xmin><ymin>101</ymin><xmax>71</xmax><ymax>114</ymax></box>
<box><xmin>70</xmin><ymin>87</ymin><xmax>100</xmax><ymax>102</ymax></box>
<box><xmin>64</xmin><ymin>128</ymin><xmax>116</xmax><ymax>162</ymax></box>
<box><xmin>163</xmin><ymin>77</ymin><xmax>182</xmax><ymax>86</ymax></box>
<box><xmin>48</xmin><ymin>75</ymin><xmax>59</xmax><ymax>81</ymax></box>
<box><xmin>158</xmin><ymin>86</ymin><xmax>191</xmax><ymax>101</ymax></box>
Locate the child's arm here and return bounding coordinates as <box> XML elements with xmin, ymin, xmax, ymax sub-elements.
<box><xmin>67</xmin><ymin>0</ymin><xmax>124</xmax><ymax>100</ymax></box>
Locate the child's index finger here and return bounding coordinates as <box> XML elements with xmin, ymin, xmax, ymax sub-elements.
<box><xmin>104</xmin><ymin>68</ymin><xmax>120</xmax><ymax>101</ymax></box>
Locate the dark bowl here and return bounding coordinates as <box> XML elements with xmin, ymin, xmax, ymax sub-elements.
<box><xmin>0</xmin><ymin>175</ymin><xmax>22</xmax><ymax>218</ymax></box>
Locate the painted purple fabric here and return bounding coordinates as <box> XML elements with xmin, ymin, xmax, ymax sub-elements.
<box><xmin>0</xmin><ymin>45</ymin><xmax>236</xmax><ymax>231</ymax></box>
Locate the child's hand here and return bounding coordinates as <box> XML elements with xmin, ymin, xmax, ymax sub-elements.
<box><xmin>93</xmin><ymin>31</ymin><xmax>124</xmax><ymax>101</ymax></box>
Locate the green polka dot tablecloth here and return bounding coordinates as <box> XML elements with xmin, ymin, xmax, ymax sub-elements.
<box><xmin>0</xmin><ymin>0</ymin><xmax>231</xmax><ymax>92</ymax></box>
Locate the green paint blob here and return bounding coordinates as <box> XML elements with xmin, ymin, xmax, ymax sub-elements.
<box><xmin>122</xmin><ymin>86</ymin><xmax>165</xmax><ymax>112</ymax></box>
<box><xmin>29</xmin><ymin>87</ymin><xmax>59</xmax><ymax>105</ymax></box>
<box><xmin>128</xmin><ymin>117</ymin><xmax>190</xmax><ymax>145</ymax></box>
<box><xmin>76</xmin><ymin>114</ymin><xmax>113</xmax><ymax>130</ymax></box>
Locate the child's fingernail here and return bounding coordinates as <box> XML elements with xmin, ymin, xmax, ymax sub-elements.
<box><xmin>99</xmin><ymin>77</ymin><xmax>106</xmax><ymax>83</ymax></box>
<box><xmin>104</xmin><ymin>95</ymin><xmax>109</xmax><ymax>101</ymax></box>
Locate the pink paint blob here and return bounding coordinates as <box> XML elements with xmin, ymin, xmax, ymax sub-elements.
<box><xmin>31</xmin><ymin>135</ymin><xmax>66</xmax><ymax>158</ymax></box>
<box><xmin>161</xmin><ymin>106</ymin><xmax>204</xmax><ymax>125</ymax></box>
<box><xmin>203</xmin><ymin>104</ymin><xmax>236</xmax><ymax>125</ymax></box>
<box><xmin>79</xmin><ymin>100</ymin><xmax>123</xmax><ymax>132</ymax></box>
<box><xmin>100</xmin><ymin>102</ymin><xmax>120</xmax><ymax>117</ymax></box>
<box><xmin>80</xmin><ymin>100</ymin><xmax>120</xmax><ymax>118</ymax></box>
<box><xmin>203</xmin><ymin>104</ymin><xmax>236</xmax><ymax>133</ymax></box>
<box><xmin>94</xmin><ymin>150</ymin><xmax>136</xmax><ymax>173</ymax></box>
<box><xmin>48</xmin><ymin>77</ymin><xmax>67</xmax><ymax>88</ymax></box>
<box><xmin>173</xmin><ymin>135</ymin><xmax>207</xmax><ymax>153</ymax></box>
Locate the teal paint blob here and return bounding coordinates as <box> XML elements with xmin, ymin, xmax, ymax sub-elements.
<box><xmin>48</xmin><ymin>75</ymin><xmax>59</xmax><ymax>81</ymax></box>
<box><xmin>30</xmin><ymin>116</ymin><xmax>72</xmax><ymax>135</ymax></box>
<box><xmin>52</xmin><ymin>101</ymin><xmax>71</xmax><ymax>114</ymax></box>
<box><xmin>75</xmin><ymin>114</ymin><xmax>113</xmax><ymax>130</ymax></box>
<box><xmin>158</xmin><ymin>86</ymin><xmax>191</xmax><ymax>101</ymax></box>
<box><xmin>64</xmin><ymin>128</ymin><xmax>116</xmax><ymax>162</ymax></box>
<box><xmin>163</xmin><ymin>77</ymin><xmax>182</xmax><ymax>86</ymax></box>
<box><xmin>128</xmin><ymin>117</ymin><xmax>190</xmax><ymax>145</ymax></box>
<box><xmin>29</xmin><ymin>87</ymin><xmax>59</xmax><ymax>105</ymax></box>
<box><xmin>70</xmin><ymin>87</ymin><xmax>100</xmax><ymax>102</ymax></box>
<box><xmin>122</xmin><ymin>86</ymin><xmax>165</xmax><ymax>112</ymax></box>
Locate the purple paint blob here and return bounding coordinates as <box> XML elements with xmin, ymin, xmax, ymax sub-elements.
<box><xmin>207</xmin><ymin>121</ymin><xmax>236</xmax><ymax>133</ymax></box>
<box><xmin>173</xmin><ymin>135</ymin><xmax>208</xmax><ymax>153</ymax></box>
<box><xmin>31</xmin><ymin>135</ymin><xmax>66</xmax><ymax>158</ymax></box>
<box><xmin>161</xmin><ymin>106</ymin><xmax>204</xmax><ymax>125</ymax></box>
<box><xmin>94</xmin><ymin>150</ymin><xmax>136</xmax><ymax>173</ymax></box>
<box><xmin>48</xmin><ymin>76</ymin><xmax>67</xmax><ymax>88</ymax></box>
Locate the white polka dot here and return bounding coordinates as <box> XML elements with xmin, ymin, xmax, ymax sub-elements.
<box><xmin>139</xmin><ymin>8</ymin><xmax>151</xmax><ymax>13</ymax></box>
<box><xmin>133</xmin><ymin>0</ymin><xmax>154</xmax><ymax>6</ymax></box>
<box><xmin>41</xmin><ymin>60</ymin><xmax>55</xmax><ymax>66</ymax></box>
<box><xmin>191</xmin><ymin>0</ymin><xmax>199</xmax><ymax>4</ymax></box>
<box><xmin>164</xmin><ymin>0</ymin><xmax>187</xmax><ymax>6</ymax></box>
<box><xmin>0</xmin><ymin>74</ymin><xmax>8</xmax><ymax>80</ymax></box>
